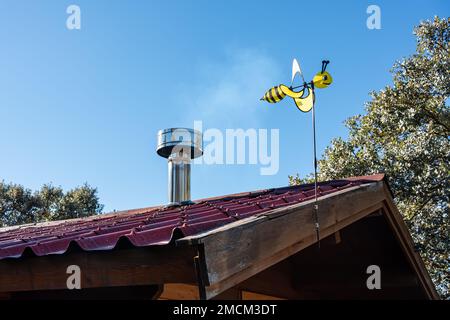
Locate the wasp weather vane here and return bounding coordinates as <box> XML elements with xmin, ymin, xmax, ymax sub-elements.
<box><xmin>261</xmin><ymin>59</ymin><xmax>333</xmax><ymax>246</ymax></box>
<box><xmin>261</xmin><ymin>59</ymin><xmax>332</xmax><ymax>112</ymax></box>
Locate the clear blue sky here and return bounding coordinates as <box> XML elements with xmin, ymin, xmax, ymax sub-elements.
<box><xmin>0</xmin><ymin>1</ymin><xmax>448</xmax><ymax>212</ymax></box>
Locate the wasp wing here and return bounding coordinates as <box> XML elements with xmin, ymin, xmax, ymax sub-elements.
<box><xmin>291</xmin><ymin>58</ymin><xmax>304</xmax><ymax>86</ymax></box>
<box><xmin>293</xmin><ymin>87</ymin><xmax>315</xmax><ymax>112</ymax></box>
<box><xmin>279</xmin><ymin>85</ymin><xmax>305</xmax><ymax>98</ymax></box>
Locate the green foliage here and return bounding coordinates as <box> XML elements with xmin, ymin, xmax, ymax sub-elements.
<box><xmin>0</xmin><ymin>181</ymin><xmax>103</xmax><ymax>227</ymax></box>
<box><xmin>289</xmin><ymin>17</ymin><xmax>449</xmax><ymax>298</ymax></box>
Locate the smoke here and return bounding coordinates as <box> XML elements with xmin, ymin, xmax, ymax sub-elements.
<box><xmin>178</xmin><ymin>49</ymin><xmax>281</xmax><ymax>128</ymax></box>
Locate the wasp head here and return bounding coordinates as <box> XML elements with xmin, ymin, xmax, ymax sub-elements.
<box><xmin>313</xmin><ymin>71</ymin><xmax>332</xmax><ymax>88</ymax></box>
<box><xmin>312</xmin><ymin>60</ymin><xmax>331</xmax><ymax>88</ymax></box>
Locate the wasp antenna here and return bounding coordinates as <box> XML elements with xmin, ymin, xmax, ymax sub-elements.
<box><xmin>321</xmin><ymin>60</ymin><xmax>330</xmax><ymax>73</ymax></box>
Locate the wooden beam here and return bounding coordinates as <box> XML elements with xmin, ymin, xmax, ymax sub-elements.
<box><xmin>380</xmin><ymin>186</ymin><xmax>440</xmax><ymax>300</ymax></box>
<box><xmin>159</xmin><ymin>283</ymin><xmax>243</xmax><ymax>300</ymax></box>
<box><xmin>9</xmin><ymin>285</ymin><xmax>162</xmax><ymax>300</ymax></box>
<box><xmin>290</xmin><ymin>210</ymin><xmax>431</xmax><ymax>299</ymax></box>
<box><xmin>212</xmin><ymin>287</ymin><xmax>242</xmax><ymax>300</ymax></box>
<box><xmin>0</xmin><ymin>245</ymin><xmax>198</xmax><ymax>293</ymax></box>
<box><xmin>334</xmin><ymin>230</ymin><xmax>342</xmax><ymax>244</ymax></box>
<box><xmin>178</xmin><ymin>182</ymin><xmax>386</xmax><ymax>299</ymax></box>
<box><xmin>236</xmin><ymin>257</ymin><xmax>303</xmax><ymax>299</ymax></box>
<box><xmin>236</xmin><ymin>215</ymin><xmax>428</xmax><ymax>300</ymax></box>
<box><xmin>159</xmin><ymin>283</ymin><xmax>199</xmax><ymax>300</ymax></box>
<box><xmin>241</xmin><ymin>291</ymin><xmax>284</xmax><ymax>300</ymax></box>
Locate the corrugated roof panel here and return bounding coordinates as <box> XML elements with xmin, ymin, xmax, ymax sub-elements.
<box><xmin>0</xmin><ymin>175</ymin><xmax>384</xmax><ymax>260</ymax></box>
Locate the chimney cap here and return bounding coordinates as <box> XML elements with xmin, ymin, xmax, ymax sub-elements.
<box><xmin>156</xmin><ymin>127</ymin><xmax>203</xmax><ymax>159</ymax></box>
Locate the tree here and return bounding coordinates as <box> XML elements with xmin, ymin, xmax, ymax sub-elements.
<box><xmin>0</xmin><ymin>181</ymin><xmax>103</xmax><ymax>227</ymax></box>
<box><xmin>289</xmin><ymin>17</ymin><xmax>449</xmax><ymax>299</ymax></box>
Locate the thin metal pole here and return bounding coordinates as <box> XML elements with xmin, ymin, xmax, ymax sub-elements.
<box><xmin>311</xmin><ymin>88</ymin><xmax>320</xmax><ymax>248</ymax></box>
<box><xmin>291</xmin><ymin>83</ymin><xmax>309</xmax><ymax>90</ymax></box>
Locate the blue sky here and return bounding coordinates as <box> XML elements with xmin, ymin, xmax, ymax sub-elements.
<box><xmin>0</xmin><ymin>1</ymin><xmax>448</xmax><ymax>212</ymax></box>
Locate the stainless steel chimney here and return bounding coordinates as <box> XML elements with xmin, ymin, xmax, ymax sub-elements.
<box><xmin>156</xmin><ymin>128</ymin><xmax>203</xmax><ymax>206</ymax></box>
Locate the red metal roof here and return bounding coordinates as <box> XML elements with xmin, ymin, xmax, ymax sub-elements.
<box><xmin>0</xmin><ymin>175</ymin><xmax>384</xmax><ymax>260</ymax></box>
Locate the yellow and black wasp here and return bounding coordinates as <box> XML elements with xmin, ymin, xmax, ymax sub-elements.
<box><xmin>261</xmin><ymin>60</ymin><xmax>332</xmax><ymax>112</ymax></box>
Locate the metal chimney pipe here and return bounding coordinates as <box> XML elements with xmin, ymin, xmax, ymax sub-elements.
<box><xmin>168</xmin><ymin>156</ymin><xmax>191</xmax><ymax>203</ymax></box>
<box><xmin>156</xmin><ymin>128</ymin><xmax>203</xmax><ymax>206</ymax></box>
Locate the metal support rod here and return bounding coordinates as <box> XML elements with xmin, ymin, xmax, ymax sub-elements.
<box><xmin>291</xmin><ymin>82</ymin><xmax>309</xmax><ymax>90</ymax></box>
<box><xmin>311</xmin><ymin>88</ymin><xmax>321</xmax><ymax>248</ymax></box>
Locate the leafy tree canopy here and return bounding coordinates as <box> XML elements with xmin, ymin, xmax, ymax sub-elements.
<box><xmin>289</xmin><ymin>17</ymin><xmax>449</xmax><ymax>298</ymax></box>
<box><xmin>0</xmin><ymin>181</ymin><xmax>103</xmax><ymax>227</ymax></box>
